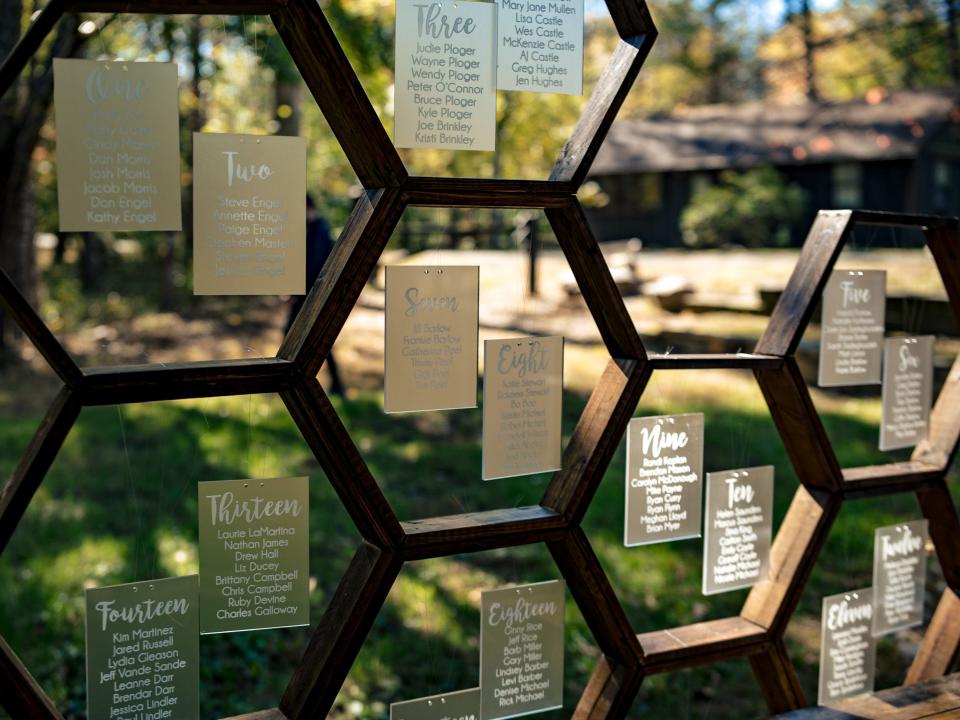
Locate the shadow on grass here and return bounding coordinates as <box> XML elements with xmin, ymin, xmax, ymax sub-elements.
<box><xmin>0</xmin><ymin>381</ymin><xmax>952</xmax><ymax>719</ymax></box>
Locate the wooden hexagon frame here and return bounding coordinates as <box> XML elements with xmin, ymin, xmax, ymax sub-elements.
<box><xmin>1</xmin><ymin>2</ymin><xmax>959</xmax><ymax>718</ymax></box>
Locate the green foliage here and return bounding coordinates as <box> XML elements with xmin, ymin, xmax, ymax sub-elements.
<box><xmin>680</xmin><ymin>166</ymin><xmax>808</xmax><ymax>248</ymax></box>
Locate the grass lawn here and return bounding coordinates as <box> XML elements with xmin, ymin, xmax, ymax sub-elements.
<box><xmin>0</xmin><ymin>360</ymin><xmax>951</xmax><ymax>719</ymax></box>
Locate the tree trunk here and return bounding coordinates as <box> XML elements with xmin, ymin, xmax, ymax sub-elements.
<box><xmin>947</xmin><ymin>0</ymin><xmax>960</xmax><ymax>87</ymax></box>
<box><xmin>800</xmin><ymin>0</ymin><xmax>818</xmax><ymax>101</ymax></box>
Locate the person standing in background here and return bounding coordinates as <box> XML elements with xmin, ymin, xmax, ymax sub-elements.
<box><xmin>287</xmin><ymin>194</ymin><xmax>345</xmax><ymax>397</ymax></box>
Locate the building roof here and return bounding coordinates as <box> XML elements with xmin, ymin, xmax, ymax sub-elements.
<box><xmin>590</xmin><ymin>89</ymin><xmax>960</xmax><ymax>176</ymax></box>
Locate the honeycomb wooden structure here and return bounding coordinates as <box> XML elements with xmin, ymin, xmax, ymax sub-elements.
<box><xmin>1</xmin><ymin>2</ymin><xmax>960</xmax><ymax>718</ymax></box>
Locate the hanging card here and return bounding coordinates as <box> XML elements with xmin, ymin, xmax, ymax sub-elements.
<box><xmin>480</xmin><ymin>580</ymin><xmax>564</xmax><ymax>720</ymax></box>
<box><xmin>482</xmin><ymin>336</ymin><xmax>563</xmax><ymax>480</ymax></box>
<box><xmin>702</xmin><ymin>465</ymin><xmax>773</xmax><ymax>595</ymax></box>
<box><xmin>496</xmin><ymin>0</ymin><xmax>584</xmax><ymax>94</ymax></box>
<box><xmin>818</xmin><ymin>269</ymin><xmax>886</xmax><ymax>387</ymax></box>
<box><xmin>85</xmin><ymin>575</ymin><xmax>198</xmax><ymax>720</ymax></box>
<box><xmin>391</xmin><ymin>688</ymin><xmax>480</xmax><ymax>720</ymax></box>
<box><xmin>193</xmin><ymin>132</ymin><xmax>306</xmax><ymax>295</ymax></box>
<box><xmin>880</xmin><ymin>336</ymin><xmax>934</xmax><ymax>451</ymax></box>
<box><xmin>54</xmin><ymin>59</ymin><xmax>182</xmax><ymax>232</ymax></box>
<box><xmin>872</xmin><ymin>519</ymin><xmax>928</xmax><ymax>636</ymax></box>
<box><xmin>384</xmin><ymin>266</ymin><xmax>480</xmax><ymax>413</ymax></box>
<box><xmin>198</xmin><ymin>476</ymin><xmax>310</xmax><ymax>634</ymax></box>
<box><xmin>818</xmin><ymin>588</ymin><xmax>876</xmax><ymax>705</ymax></box>
<box><xmin>624</xmin><ymin>413</ymin><xmax>704</xmax><ymax>547</ymax></box>
<box><xmin>394</xmin><ymin>0</ymin><xmax>497</xmax><ymax>151</ymax></box>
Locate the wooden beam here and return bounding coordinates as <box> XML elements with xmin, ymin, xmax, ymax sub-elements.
<box><xmin>280</xmin><ymin>542</ymin><xmax>402</xmax><ymax>720</ymax></box>
<box><xmin>916</xmin><ymin>481</ymin><xmax>960</xmax><ymax>592</ymax></box>
<box><xmin>756</xmin><ymin>210</ymin><xmax>852</xmax><ymax>357</ymax></box>
<box><xmin>0</xmin><ymin>267</ymin><xmax>81</xmax><ymax>386</ymax></box>
<box><xmin>542</xmin><ymin>358</ymin><xmax>649</xmax><ymax>521</ymax></box>
<box><xmin>80</xmin><ymin>358</ymin><xmax>295</xmax><ymax>405</ymax></box>
<box><xmin>550</xmin><ymin>37</ymin><xmax>656</xmax><ymax>186</ymax></box>
<box><xmin>648</xmin><ymin>353</ymin><xmax>783</xmax><ymax>370</ymax></box>
<box><xmin>741</xmin><ymin>486</ymin><xmax>841</xmax><ymax>635</ymax></box>
<box><xmin>279</xmin><ymin>189</ymin><xmax>405</xmax><ymax>375</ymax></box>
<box><xmin>402</xmin><ymin>177</ymin><xmax>575</xmax><ymax>209</ymax></box>
<box><xmin>756</xmin><ymin>359</ymin><xmax>843</xmax><ymax>494</ymax></box>
<box><xmin>280</xmin><ymin>377</ymin><xmax>403</xmax><ymax>548</ymax></box>
<box><xmin>0</xmin><ymin>0</ymin><xmax>67</xmax><ymax>99</ymax></box>
<box><xmin>271</xmin><ymin>3</ymin><xmax>406</xmax><ymax>188</ymax></box>
<box><xmin>573</xmin><ymin>655</ymin><xmax>643</xmax><ymax>720</ymax></box>
<box><xmin>0</xmin><ymin>386</ymin><xmax>80</xmax><ymax>555</ymax></box>
<box><xmin>545</xmin><ymin>201</ymin><xmax>645</xmax><ymax>360</ymax></box>
<box><xmin>0</xmin><ymin>634</ymin><xmax>62</xmax><ymax>720</ymax></box>
<box><xmin>749</xmin><ymin>640</ymin><xmax>806</xmax><ymax>714</ymax></box>
<box><xmin>640</xmin><ymin>617</ymin><xmax>768</xmax><ymax>674</ymax></box>
<box><xmin>906</xmin><ymin>589</ymin><xmax>960</xmax><ymax>683</ymax></box>
<box><xmin>400</xmin><ymin>506</ymin><xmax>567</xmax><ymax>561</ymax></box>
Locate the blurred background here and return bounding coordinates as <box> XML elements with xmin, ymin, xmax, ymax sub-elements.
<box><xmin>1</xmin><ymin>0</ymin><xmax>959</xmax><ymax>717</ymax></box>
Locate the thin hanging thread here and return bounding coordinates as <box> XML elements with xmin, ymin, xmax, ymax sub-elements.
<box><xmin>116</xmin><ymin>405</ymin><xmax>144</xmax><ymax>578</ymax></box>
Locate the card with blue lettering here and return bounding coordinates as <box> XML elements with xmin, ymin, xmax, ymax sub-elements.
<box><xmin>818</xmin><ymin>588</ymin><xmax>876</xmax><ymax>705</ymax></box>
<box><xmin>496</xmin><ymin>0</ymin><xmax>584</xmax><ymax>95</ymax></box>
<box><xmin>193</xmin><ymin>132</ymin><xmax>306</xmax><ymax>295</ymax></box>
<box><xmin>54</xmin><ymin>59</ymin><xmax>182</xmax><ymax>232</ymax></box>
<box><xmin>391</xmin><ymin>688</ymin><xmax>480</xmax><ymax>720</ymax></box>
<box><xmin>482</xmin><ymin>336</ymin><xmax>564</xmax><ymax>480</ymax></box>
<box><xmin>818</xmin><ymin>269</ymin><xmax>886</xmax><ymax>387</ymax></box>
<box><xmin>394</xmin><ymin>0</ymin><xmax>497</xmax><ymax>151</ymax></box>
<box><xmin>198</xmin><ymin>476</ymin><xmax>309</xmax><ymax>634</ymax></box>
<box><xmin>880</xmin><ymin>336</ymin><xmax>934</xmax><ymax>451</ymax></box>
<box><xmin>702</xmin><ymin>466</ymin><xmax>773</xmax><ymax>595</ymax></box>
<box><xmin>625</xmin><ymin>413</ymin><xmax>704</xmax><ymax>547</ymax></box>
<box><xmin>872</xmin><ymin>520</ymin><xmax>928</xmax><ymax>636</ymax></box>
<box><xmin>384</xmin><ymin>266</ymin><xmax>480</xmax><ymax>413</ymax></box>
<box><xmin>480</xmin><ymin>581</ymin><xmax>565</xmax><ymax>720</ymax></box>
<box><xmin>85</xmin><ymin>575</ymin><xmax>198</xmax><ymax>720</ymax></box>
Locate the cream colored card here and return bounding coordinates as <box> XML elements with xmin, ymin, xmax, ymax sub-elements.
<box><xmin>496</xmin><ymin>0</ymin><xmax>584</xmax><ymax>94</ymax></box>
<box><xmin>480</xmin><ymin>581</ymin><xmax>565</xmax><ymax>720</ymax></box>
<box><xmin>54</xmin><ymin>59</ymin><xmax>182</xmax><ymax>232</ymax></box>
<box><xmin>880</xmin><ymin>336</ymin><xmax>934</xmax><ymax>451</ymax></box>
<box><xmin>384</xmin><ymin>266</ymin><xmax>479</xmax><ymax>413</ymax></box>
<box><xmin>818</xmin><ymin>588</ymin><xmax>876</xmax><ymax>705</ymax></box>
<box><xmin>394</xmin><ymin>0</ymin><xmax>497</xmax><ymax>151</ymax></box>
<box><xmin>193</xmin><ymin>132</ymin><xmax>306</xmax><ymax>295</ymax></box>
<box><xmin>482</xmin><ymin>336</ymin><xmax>563</xmax><ymax>480</ymax></box>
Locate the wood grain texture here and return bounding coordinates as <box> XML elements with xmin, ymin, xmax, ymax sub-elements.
<box><xmin>542</xmin><ymin>357</ymin><xmax>649</xmax><ymax>521</ymax></box>
<box><xmin>925</xmin><ymin>222</ymin><xmax>960</xmax><ymax>327</ymax></box>
<box><xmin>916</xmin><ymin>481</ymin><xmax>960</xmax><ymax>592</ymax></box>
<box><xmin>281</xmin><ymin>377</ymin><xmax>403</xmax><ymax>548</ymax></box>
<box><xmin>756</xmin><ymin>210</ymin><xmax>852</xmax><ymax>357</ymax></box>
<box><xmin>545</xmin><ymin>202</ymin><xmax>645</xmax><ymax>360</ymax></box>
<box><xmin>756</xmin><ymin>359</ymin><xmax>843</xmax><ymax>493</ymax></box>
<box><xmin>0</xmin><ymin>267</ymin><xmax>81</xmax><ymax>386</ymax></box>
<box><xmin>573</xmin><ymin>655</ymin><xmax>644</xmax><ymax>720</ymax></box>
<box><xmin>0</xmin><ymin>634</ymin><xmax>63</xmax><ymax>720</ymax></box>
<box><xmin>604</xmin><ymin>0</ymin><xmax>656</xmax><ymax>40</ymax></box>
<box><xmin>851</xmin><ymin>210</ymin><xmax>958</xmax><ymax>228</ymax></box>
<box><xmin>280</xmin><ymin>542</ymin><xmax>402</xmax><ymax>720</ymax></box>
<box><xmin>279</xmin><ymin>188</ymin><xmax>405</xmax><ymax>375</ymax></box>
<box><xmin>403</xmin><ymin>177</ymin><xmax>575</xmax><ymax>208</ymax></box>
<box><xmin>271</xmin><ymin>3</ymin><xmax>406</xmax><ymax>188</ymax></box>
<box><xmin>400</xmin><ymin>505</ymin><xmax>567</xmax><ymax>560</ymax></box>
<box><xmin>842</xmin><ymin>461</ymin><xmax>942</xmax><ymax>498</ymax></box>
<box><xmin>749</xmin><ymin>639</ymin><xmax>807</xmax><ymax>714</ymax></box>
<box><xmin>741</xmin><ymin>486</ymin><xmax>841</xmax><ymax>635</ymax></box>
<box><xmin>775</xmin><ymin>672</ymin><xmax>960</xmax><ymax>719</ymax></box>
<box><xmin>913</xmin><ymin>354</ymin><xmax>960</xmax><ymax>472</ymax></box>
<box><xmin>907</xmin><ymin>590</ymin><xmax>960</xmax><ymax>683</ymax></box>
<box><xmin>550</xmin><ymin>36</ymin><xmax>656</xmax><ymax>186</ymax></box>
<box><xmin>0</xmin><ymin>386</ymin><xmax>80</xmax><ymax>555</ymax></box>
<box><xmin>80</xmin><ymin>358</ymin><xmax>296</xmax><ymax>404</ymax></box>
<box><xmin>548</xmin><ymin>528</ymin><xmax>643</xmax><ymax>666</ymax></box>
<box><xmin>640</xmin><ymin>617</ymin><xmax>768</xmax><ymax>674</ymax></box>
